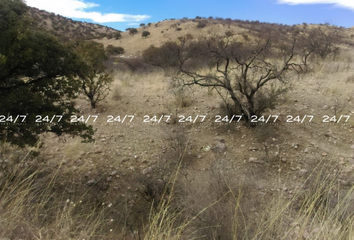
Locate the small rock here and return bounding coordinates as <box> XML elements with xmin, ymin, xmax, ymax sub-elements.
<box><xmin>110</xmin><ymin>171</ymin><xmax>117</xmax><ymax>176</ymax></box>
<box><xmin>122</xmin><ymin>158</ymin><xmax>130</xmax><ymax>163</ymax></box>
<box><xmin>299</xmin><ymin>169</ymin><xmax>308</xmax><ymax>176</ymax></box>
<box><xmin>249</xmin><ymin>157</ymin><xmax>263</xmax><ymax>164</ymax></box>
<box><xmin>204</xmin><ymin>146</ymin><xmax>211</xmax><ymax>152</ymax></box>
<box><xmin>128</xmin><ymin>166</ymin><xmax>135</xmax><ymax>171</ymax></box>
<box><xmin>339</xmin><ymin>179</ymin><xmax>350</xmax><ymax>186</ymax></box>
<box><xmin>324</xmin><ymin>131</ymin><xmax>333</xmax><ymax>138</ymax></box>
<box><xmin>281</xmin><ymin>158</ymin><xmax>287</xmax><ymax>163</ymax></box>
<box><xmin>350</xmin><ymin>145</ymin><xmax>354</xmax><ymax>149</ymax></box>
<box><xmin>304</xmin><ymin>148</ymin><xmax>309</xmax><ymax>153</ymax></box>
<box><xmin>142</xmin><ymin>167</ymin><xmax>153</xmax><ymax>175</ymax></box>
<box><xmin>215</xmin><ymin>141</ymin><xmax>227</xmax><ymax>152</ymax></box>
<box><xmin>323</xmin><ymin>105</ymin><xmax>328</xmax><ymax>110</ymax></box>
<box><xmin>322</xmin><ymin>152</ymin><xmax>328</xmax><ymax>156</ymax></box>
<box><xmin>87</xmin><ymin>179</ymin><xmax>97</xmax><ymax>186</ymax></box>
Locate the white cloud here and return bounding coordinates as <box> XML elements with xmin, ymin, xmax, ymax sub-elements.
<box><xmin>25</xmin><ymin>0</ymin><xmax>150</xmax><ymax>23</ymax></box>
<box><xmin>276</xmin><ymin>0</ymin><xmax>354</xmax><ymax>10</ymax></box>
<box><xmin>127</xmin><ymin>23</ymin><xmax>139</xmax><ymax>26</ymax></box>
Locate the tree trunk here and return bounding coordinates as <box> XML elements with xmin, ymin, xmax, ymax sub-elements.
<box><xmin>90</xmin><ymin>101</ymin><xmax>96</xmax><ymax>109</ymax></box>
<box><xmin>247</xmin><ymin>96</ymin><xmax>256</xmax><ymax>117</ymax></box>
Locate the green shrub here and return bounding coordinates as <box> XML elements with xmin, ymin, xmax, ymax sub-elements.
<box><xmin>106</xmin><ymin>45</ymin><xmax>125</xmax><ymax>55</ymax></box>
<box><xmin>114</xmin><ymin>32</ymin><xmax>122</xmax><ymax>39</ymax></box>
<box><xmin>142</xmin><ymin>31</ymin><xmax>150</xmax><ymax>38</ymax></box>
<box><xmin>197</xmin><ymin>20</ymin><xmax>207</xmax><ymax>28</ymax></box>
<box><xmin>129</xmin><ymin>28</ymin><xmax>138</xmax><ymax>35</ymax></box>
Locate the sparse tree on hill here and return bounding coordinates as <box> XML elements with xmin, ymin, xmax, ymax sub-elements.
<box><xmin>129</xmin><ymin>28</ymin><xmax>138</xmax><ymax>36</ymax></box>
<box><xmin>106</xmin><ymin>45</ymin><xmax>124</xmax><ymax>55</ymax></box>
<box><xmin>196</xmin><ymin>20</ymin><xmax>207</xmax><ymax>28</ymax></box>
<box><xmin>306</xmin><ymin>25</ymin><xmax>341</xmax><ymax>60</ymax></box>
<box><xmin>294</xmin><ymin>25</ymin><xmax>342</xmax><ymax>67</ymax></box>
<box><xmin>114</xmin><ymin>31</ymin><xmax>122</xmax><ymax>39</ymax></box>
<box><xmin>142</xmin><ymin>30</ymin><xmax>150</xmax><ymax>38</ymax></box>
<box><xmin>140</xmin><ymin>23</ymin><xmax>145</xmax><ymax>27</ymax></box>
<box><xmin>76</xmin><ymin>41</ymin><xmax>114</xmax><ymax>109</ymax></box>
<box><xmin>143</xmin><ymin>42</ymin><xmax>180</xmax><ymax>70</ymax></box>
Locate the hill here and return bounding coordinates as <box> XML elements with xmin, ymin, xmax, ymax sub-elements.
<box><xmin>25</xmin><ymin>8</ymin><xmax>353</xmax><ymax>56</ymax></box>
<box><xmin>96</xmin><ymin>18</ymin><xmax>353</xmax><ymax>57</ymax></box>
<box><xmin>27</xmin><ymin>6</ymin><xmax>121</xmax><ymax>41</ymax></box>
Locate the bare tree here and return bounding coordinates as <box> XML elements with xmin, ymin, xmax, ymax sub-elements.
<box><xmin>297</xmin><ymin>25</ymin><xmax>342</xmax><ymax>65</ymax></box>
<box><xmin>173</xmin><ymin>34</ymin><xmax>302</xmax><ymax>121</ymax></box>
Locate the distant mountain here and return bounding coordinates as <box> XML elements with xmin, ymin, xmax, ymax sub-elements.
<box><xmin>27</xmin><ymin>7</ymin><xmax>121</xmax><ymax>41</ymax></box>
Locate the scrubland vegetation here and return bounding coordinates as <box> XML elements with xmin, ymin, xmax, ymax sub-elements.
<box><xmin>1</xmin><ymin>1</ymin><xmax>354</xmax><ymax>239</ymax></box>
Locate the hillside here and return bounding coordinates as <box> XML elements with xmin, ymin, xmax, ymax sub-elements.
<box><xmin>96</xmin><ymin>18</ymin><xmax>354</xmax><ymax>56</ymax></box>
<box><xmin>27</xmin><ymin>6</ymin><xmax>121</xmax><ymax>40</ymax></box>
<box><xmin>25</xmin><ymin>7</ymin><xmax>354</xmax><ymax>55</ymax></box>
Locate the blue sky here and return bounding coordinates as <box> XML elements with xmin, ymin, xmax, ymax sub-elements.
<box><xmin>26</xmin><ymin>0</ymin><xmax>354</xmax><ymax>30</ymax></box>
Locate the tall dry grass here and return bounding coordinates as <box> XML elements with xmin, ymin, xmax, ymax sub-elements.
<box><xmin>1</xmin><ymin>142</ymin><xmax>353</xmax><ymax>240</ymax></box>
<box><xmin>0</xmin><ymin>145</ymin><xmax>116</xmax><ymax>240</ymax></box>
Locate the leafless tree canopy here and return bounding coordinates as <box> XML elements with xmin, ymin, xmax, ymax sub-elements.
<box><xmin>171</xmin><ymin>34</ymin><xmax>302</xmax><ymax>120</ymax></box>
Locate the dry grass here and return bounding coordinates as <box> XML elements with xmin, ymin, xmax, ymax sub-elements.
<box><xmin>250</xmin><ymin>161</ymin><xmax>353</xmax><ymax>240</ymax></box>
<box><xmin>142</xmin><ymin>158</ymin><xmax>354</xmax><ymax>240</ymax></box>
<box><xmin>0</xmin><ymin>158</ymin><xmax>117</xmax><ymax>239</ymax></box>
